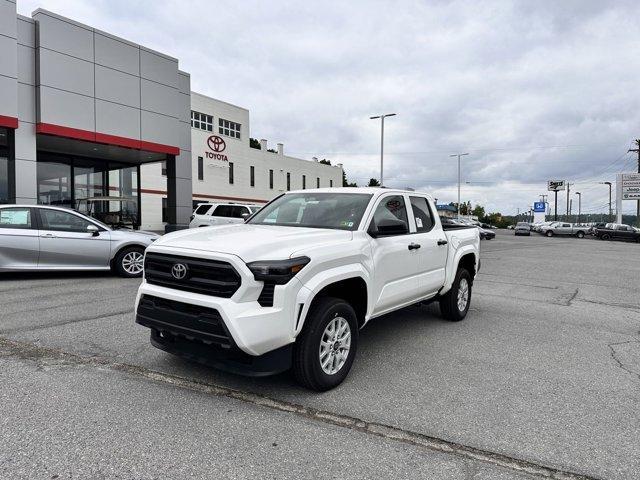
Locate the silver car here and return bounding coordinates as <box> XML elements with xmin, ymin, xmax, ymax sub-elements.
<box><xmin>0</xmin><ymin>205</ymin><xmax>159</xmax><ymax>277</ymax></box>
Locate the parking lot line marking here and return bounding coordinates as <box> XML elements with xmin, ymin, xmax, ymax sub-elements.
<box><xmin>0</xmin><ymin>336</ymin><xmax>603</xmax><ymax>480</ymax></box>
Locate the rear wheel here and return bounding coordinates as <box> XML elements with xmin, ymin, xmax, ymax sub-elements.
<box><xmin>439</xmin><ymin>268</ymin><xmax>472</xmax><ymax>322</ymax></box>
<box><xmin>546</xmin><ymin>230</ymin><xmax>553</xmax><ymax>237</ymax></box>
<box><xmin>601</xmin><ymin>234</ymin><xmax>610</xmax><ymax>240</ymax></box>
<box><xmin>113</xmin><ymin>246</ymin><xmax>145</xmax><ymax>278</ymax></box>
<box><xmin>292</xmin><ymin>297</ymin><xmax>358</xmax><ymax>391</ymax></box>
<box><xmin>576</xmin><ymin>231</ymin><xmax>585</xmax><ymax>238</ymax></box>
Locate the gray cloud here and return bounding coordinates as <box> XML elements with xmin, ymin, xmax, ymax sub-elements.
<box><xmin>18</xmin><ymin>0</ymin><xmax>640</xmax><ymax>214</ymax></box>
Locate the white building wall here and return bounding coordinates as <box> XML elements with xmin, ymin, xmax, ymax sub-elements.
<box><xmin>140</xmin><ymin>92</ymin><xmax>343</xmax><ymax>230</ymax></box>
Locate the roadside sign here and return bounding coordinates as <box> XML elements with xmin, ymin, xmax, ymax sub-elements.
<box><xmin>621</xmin><ymin>173</ymin><xmax>640</xmax><ymax>200</ymax></box>
<box><xmin>547</xmin><ymin>180</ymin><xmax>565</xmax><ymax>191</ymax></box>
<box><xmin>533</xmin><ymin>202</ymin><xmax>546</xmax><ymax>212</ymax></box>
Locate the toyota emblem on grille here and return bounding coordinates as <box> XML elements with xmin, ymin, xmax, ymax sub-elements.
<box><xmin>171</xmin><ymin>263</ymin><xmax>188</xmax><ymax>280</ymax></box>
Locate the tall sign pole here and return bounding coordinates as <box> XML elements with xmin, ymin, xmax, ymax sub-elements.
<box><xmin>370</xmin><ymin>113</ymin><xmax>396</xmax><ymax>187</ymax></box>
<box><xmin>628</xmin><ymin>139</ymin><xmax>640</xmax><ymax>226</ymax></box>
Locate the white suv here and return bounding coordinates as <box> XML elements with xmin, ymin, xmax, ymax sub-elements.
<box><xmin>189</xmin><ymin>203</ymin><xmax>261</xmax><ymax>228</ymax></box>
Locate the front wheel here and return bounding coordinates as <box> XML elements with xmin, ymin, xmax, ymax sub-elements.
<box><xmin>576</xmin><ymin>231</ymin><xmax>585</xmax><ymax>239</ymax></box>
<box><xmin>439</xmin><ymin>268</ymin><xmax>472</xmax><ymax>322</ymax></box>
<box><xmin>113</xmin><ymin>246</ymin><xmax>145</xmax><ymax>278</ymax></box>
<box><xmin>292</xmin><ymin>297</ymin><xmax>358</xmax><ymax>391</ymax></box>
<box><xmin>601</xmin><ymin>234</ymin><xmax>610</xmax><ymax>240</ymax></box>
<box><xmin>546</xmin><ymin>230</ymin><xmax>553</xmax><ymax>237</ymax></box>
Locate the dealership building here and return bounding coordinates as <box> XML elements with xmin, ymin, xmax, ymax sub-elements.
<box><xmin>0</xmin><ymin>1</ymin><xmax>342</xmax><ymax>230</ymax></box>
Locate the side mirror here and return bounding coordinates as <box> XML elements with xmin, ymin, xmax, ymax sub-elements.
<box><xmin>369</xmin><ymin>218</ymin><xmax>408</xmax><ymax>237</ymax></box>
<box><xmin>87</xmin><ymin>224</ymin><xmax>99</xmax><ymax>236</ymax></box>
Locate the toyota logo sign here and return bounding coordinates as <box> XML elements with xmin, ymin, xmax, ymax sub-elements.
<box><xmin>171</xmin><ymin>263</ymin><xmax>188</xmax><ymax>280</ymax></box>
<box><xmin>207</xmin><ymin>135</ymin><xmax>226</xmax><ymax>152</ymax></box>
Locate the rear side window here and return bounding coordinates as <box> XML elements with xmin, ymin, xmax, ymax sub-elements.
<box><xmin>409</xmin><ymin>197</ymin><xmax>434</xmax><ymax>232</ymax></box>
<box><xmin>231</xmin><ymin>206</ymin><xmax>250</xmax><ymax>218</ymax></box>
<box><xmin>213</xmin><ymin>205</ymin><xmax>234</xmax><ymax>217</ymax></box>
<box><xmin>194</xmin><ymin>205</ymin><xmax>211</xmax><ymax>215</ymax></box>
<box><xmin>0</xmin><ymin>208</ymin><xmax>32</xmax><ymax>229</ymax></box>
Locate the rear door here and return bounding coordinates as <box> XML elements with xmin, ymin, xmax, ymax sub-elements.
<box><xmin>36</xmin><ymin>208</ymin><xmax>111</xmax><ymax>268</ymax></box>
<box><xmin>0</xmin><ymin>207</ymin><xmax>39</xmax><ymax>269</ymax></box>
<box><xmin>367</xmin><ymin>194</ymin><xmax>424</xmax><ymax>315</ymax></box>
<box><xmin>407</xmin><ymin>196</ymin><xmax>448</xmax><ymax>295</ymax></box>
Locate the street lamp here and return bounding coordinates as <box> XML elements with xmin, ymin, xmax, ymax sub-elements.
<box><xmin>575</xmin><ymin>192</ymin><xmax>581</xmax><ymax>224</ymax></box>
<box><xmin>370</xmin><ymin>113</ymin><xmax>396</xmax><ymax>186</ymax></box>
<box><xmin>450</xmin><ymin>152</ymin><xmax>469</xmax><ymax>218</ymax></box>
<box><xmin>600</xmin><ymin>182</ymin><xmax>612</xmax><ymax>221</ymax></box>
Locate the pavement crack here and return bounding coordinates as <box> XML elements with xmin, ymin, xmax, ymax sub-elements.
<box><xmin>607</xmin><ymin>341</ymin><xmax>640</xmax><ymax>381</ymax></box>
<box><xmin>0</xmin><ymin>336</ymin><xmax>602</xmax><ymax>480</ymax></box>
<box><xmin>0</xmin><ymin>309</ymin><xmax>134</xmax><ymax>334</ymax></box>
<box><xmin>576</xmin><ymin>299</ymin><xmax>640</xmax><ymax>313</ymax></box>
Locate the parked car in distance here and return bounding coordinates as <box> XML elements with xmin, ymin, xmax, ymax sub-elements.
<box><xmin>189</xmin><ymin>202</ymin><xmax>262</xmax><ymax>228</ymax></box>
<box><xmin>540</xmin><ymin>222</ymin><xmax>587</xmax><ymax>238</ymax></box>
<box><xmin>534</xmin><ymin>221</ymin><xmax>556</xmax><ymax>232</ymax></box>
<box><xmin>136</xmin><ymin>188</ymin><xmax>481</xmax><ymax>391</ymax></box>
<box><xmin>514</xmin><ymin>222</ymin><xmax>531</xmax><ymax>236</ymax></box>
<box><xmin>594</xmin><ymin>223</ymin><xmax>640</xmax><ymax>242</ymax></box>
<box><xmin>0</xmin><ymin>205</ymin><xmax>158</xmax><ymax>277</ymax></box>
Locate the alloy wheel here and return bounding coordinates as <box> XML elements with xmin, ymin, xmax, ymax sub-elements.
<box><xmin>122</xmin><ymin>251</ymin><xmax>144</xmax><ymax>275</ymax></box>
<box><xmin>319</xmin><ymin>316</ymin><xmax>351</xmax><ymax>375</ymax></box>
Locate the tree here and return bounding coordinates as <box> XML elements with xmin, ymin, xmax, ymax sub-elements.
<box><xmin>249</xmin><ymin>138</ymin><xmax>261</xmax><ymax>150</ymax></box>
<box><xmin>342</xmin><ymin>170</ymin><xmax>357</xmax><ymax>187</ymax></box>
<box><xmin>367</xmin><ymin>178</ymin><xmax>381</xmax><ymax>187</ymax></box>
<box><xmin>471</xmin><ymin>205</ymin><xmax>485</xmax><ymax>220</ymax></box>
<box><xmin>319</xmin><ymin>159</ymin><xmax>332</xmax><ymax>165</ymax></box>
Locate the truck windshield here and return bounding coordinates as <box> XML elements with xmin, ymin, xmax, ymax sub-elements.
<box><xmin>248</xmin><ymin>193</ymin><xmax>372</xmax><ymax>231</ymax></box>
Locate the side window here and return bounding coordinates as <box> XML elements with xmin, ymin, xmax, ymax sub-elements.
<box><xmin>232</xmin><ymin>206</ymin><xmax>250</xmax><ymax>218</ymax></box>
<box><xmin>0</xmin><ymin>208</ymin><xmax>33</xmax><ymax>229</ymax></box>
<box><xmin>409</xmin><ymin>197</ymin><xmax>434</xmax><ymax>232</ymax></box>
<box><xmin>194</xmin><ymin>205</ymin><xmax>211</xmax><ymax>215</ymax></box>
<box><xmin>370</xmin><ymin>195</ymin><xmax>408</xmax><ymax>235</ymax></box>
<box><xmin>39</xmin><ymin>209</ymin><xmax>93</xmax><ymax>232</ymax></box>
<box><xmin>213</xmin><ymin>205</ymin><xmax>233</xmax><ymax>217</ymax></box>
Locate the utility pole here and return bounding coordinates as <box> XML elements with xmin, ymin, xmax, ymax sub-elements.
<box><xmin>628</xmin><ymin>139</ymin><xmax>640</xmax><ymax>226</ymax></box>
<box><xmin>601</xmin><ymin>181</ymin><xmax>612</xmax><ymax>221</ymax></box>
<box><xmin>450</xmin><ymin>152</ymin><xmax>469</xmax><ymax>218</ymax></box>
<box><xmin>575</xmin><ymin>192</ymin><xmax>581</xmax><ymax>224</ymax></box>
<box><xmin>540</xmin><ymin>194</ymin><xmax>548</xmax><ymax>203</ymax></box>
<box><xmin>370</xmin><ymin>113</ymin><xmax>396</xmax><ymax>187</ymax></box>
<box><xmin>566</xmin><ymin>182</ymin><xmax>572</xmax><ymax>216</ymax></box>
<box><xmin>569</xmin><ymin>198</ymin><xmax>573</xmax><ymax>218</ymax></box>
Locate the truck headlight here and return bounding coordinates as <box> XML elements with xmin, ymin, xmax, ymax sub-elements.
<box><xmin>247</xmin><ymin>256</ymin><xmax>310</xmax><ymax>285</ymax></box>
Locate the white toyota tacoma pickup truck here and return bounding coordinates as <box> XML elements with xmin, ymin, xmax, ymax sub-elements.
<box><xmin>135</xmin><ymin>188</ymin><xmax>480</xmax><ymax>390</ymax></box>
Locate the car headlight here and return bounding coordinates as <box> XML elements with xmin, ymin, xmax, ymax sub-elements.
<box><xmin>247</xmin><ymin>256</ymin><xmax>310</xmax><ymax>285</ymax></box>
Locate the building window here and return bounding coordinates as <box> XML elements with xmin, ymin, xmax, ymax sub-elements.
<box><xmin>250</xmin><ymin>166</ymin><xmax>255</xmax><ymax>187</ymax></box>
<box><xmin>286</xmin><ymin>172</ymin><xmax>291</xmax><ymax>191</ymax></box>
<box><xmin>219</xmin><ymin>118</ymin><xmax>241</xmax><ymax>139</ymax></box>
<box><xmin>316</xmin><ymin>177</ymin><xmax>320</xmax><ymax>188</ymax></box>
<box><xmin>269</xmin><ymin>169</ymin><xmax>273</xmax><ymax>189</ymax></box>
<box><xmin>191</xmin><ymin>111</ymin><xmax>213</xmax><ymax>132</ymax></box>
<box><xmin>197</xmin><ymin>157</ymin><xmax>204</xmax><ymax>181</ymax></box>
<box><xmin>302</xmin><ymin>175</ymin><xmax>306</xmax><ymax>189</ymax></box>
<box><xmin>161</xmin><ymin>161</ymin><xmax>166</xmax><ymax>176</ymax></box>
<box><xmin>330</xmin><ymin>180</ymin><xmax>333</xmax><ymax>187</ymax></box>
<box><xmin>228</xmin><ymin>162</ymin><xmax>234</xmax><ymax>184</ymax></box>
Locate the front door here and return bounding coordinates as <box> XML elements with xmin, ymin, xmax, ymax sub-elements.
<box><xmin>36</xmin><ymin>208</ymin><xmax>111</xmax><ymax>269</ymax></box>
<box><xmin>0</xmin><ymin>207</ymin><xmax>39</xmax><ymax>269</ymax></box>
<box><xmin>408</xmin><ymin>196</ymin><xmax>448</xmax><ymax>295</ymax></box>
<box><xmin>367</xmin><ymin>194</ymin><xmax>423</xmax><ymax>315</ymax></box>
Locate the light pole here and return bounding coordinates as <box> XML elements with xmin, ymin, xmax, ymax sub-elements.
<box><xmin>600</xmin><ymin>181</ymin><xmax>612</xmax><ymax>221</ymax></box>
<box><xmin>450</xmin><ymin>152</ymin><xmax>469</xmax><ymax>218</ymax></box>
<box><xmin>575</xmin><ymin>192</ymin><xmax>581</xmax><ymax>224</ymax></box>
<box><xmin>370</xmin><ymin>113</ymin><xmax>396</xmax><ymax>186</ymax></box>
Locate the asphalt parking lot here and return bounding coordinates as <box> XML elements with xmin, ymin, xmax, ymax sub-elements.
<box><xmin>1</xmin><ymin>230</ymin><xmax>639</xmax><ymax>480</ymax></box>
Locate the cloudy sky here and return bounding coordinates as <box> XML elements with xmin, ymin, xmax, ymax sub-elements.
<box><xmin>18</xmin><ymin>0</ymin><xmax>640</xmax><ymax>215</ymax></box>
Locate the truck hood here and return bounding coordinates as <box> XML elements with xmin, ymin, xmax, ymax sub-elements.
<box><xmin>152</xmin><ymin>224</ymin><xmax>353</xmax><ymax>262</ymax></box>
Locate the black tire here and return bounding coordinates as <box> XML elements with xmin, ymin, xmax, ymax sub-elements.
<box><xmin>439</xmin><ymin>268</ymin><xmax>472</xmax><ymax>322</ymax></box>
<box><xmin>292</xmin><ymin>297</ymin><xmax>359</xmax><ymax>391</ymax></box>
<box><xmin>113</xmin><ymin>246</ymin><xmax>145</xmax><ymax>278</ymax></box>
<box><xmin>601</xmin><ymin>234</ymin><xmax>610</xmax><ymax>240</ymax></box>
<box><xmin>546</xmin><ymin>230</ymin><xmax>553</xmax><ymax>237</ymax></box>
<box><xmin>576</xmin><ymin>231</ymin><xmax>585</xmax><ymax>239</ymax></box>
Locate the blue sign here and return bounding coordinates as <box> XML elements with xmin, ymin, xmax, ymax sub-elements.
<box><xmin>533</xmin><ymin>202</ymin><xmax>546</xmax><ymax>212</ymax></box>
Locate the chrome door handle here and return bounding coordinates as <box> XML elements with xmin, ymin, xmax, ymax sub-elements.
<box><xmin>40</xmin><ymin>233</ymin><xmax>56</xmax><ymax>238</ymax></box>
<box><xmin>437</xmin><ymin>239</ymin><xmax>448</xmax><ymax>246</ymax></box>
<box><xmin>408</xmin><ymin>243</ymin><xmax>421</xmax><ymax>250</ymax></box>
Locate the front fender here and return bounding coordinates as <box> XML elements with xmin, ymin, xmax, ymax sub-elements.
<box><xmin>293</xmin><ymin>264</ymin><xmax>371</xmax><ymax>336</ymax></box>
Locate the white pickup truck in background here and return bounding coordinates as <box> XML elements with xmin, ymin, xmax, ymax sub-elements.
<box><xmin>136</xmin><ymin>188</ymin><xmax>480</xmax><ymax>390</ymax></box>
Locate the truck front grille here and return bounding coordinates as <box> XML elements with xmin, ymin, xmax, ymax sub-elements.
<box><xmin>144</xmin><ymin>252</ymin><xmax>241</xmax><ymax>298</ymax></box>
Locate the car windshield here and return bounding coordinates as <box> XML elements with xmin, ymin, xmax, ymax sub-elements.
<box><xmin>248</xmin><ymin>192</ymin><xmax>372</xmax><ymax>231</ymax></box>
<box><xmin>516</xmin><ymin>222</ymin><xmax>528</xmax><ymax>227</ymax></box>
